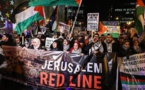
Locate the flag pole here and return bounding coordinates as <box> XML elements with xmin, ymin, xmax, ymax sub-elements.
<box><xmin>36</xmin><ymin>6</ymin><xmax>46</xmax><ymax>35</ymax></box>
<box><xmin>43</xmin><ymin>6</ymin><xmax>47</xmax><ymax>25</ymax></box>
<box><xmin>69</xmin><ymin>0</ymin><xmax>83</xmax><ymax>40</ymax></box>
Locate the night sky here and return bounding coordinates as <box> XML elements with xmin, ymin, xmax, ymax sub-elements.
<box><xmin>83</xmin><ymin>0</ymin><xmax>136</xmax><ymax>23</ymax></box>
<box><xmin>83</xmin><ymin>0</ymin><xmax>110</xmax><ymax>25</ymax></box>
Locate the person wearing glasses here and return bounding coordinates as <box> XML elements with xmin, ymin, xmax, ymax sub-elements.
<box><xmin>84</xmin><ymin>34</ymin><xmax>104</xmax><ymax>55</ymax></box>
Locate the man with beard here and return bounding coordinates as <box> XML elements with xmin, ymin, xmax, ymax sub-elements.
<box><xmin>14</xmin><ymin>36</ymin><xmax>24</xmax><ymax>47</ymax></box>
<box><xmin>0</xmin><ymin>34</ymin><xmax>15</xmax><ymax>46</ymax></box>
<box><xmin>84</xmin><ymin>34</ymin><xmax>104</xmax><ymax>55</ymax></box>
<box><xmin>102</xmin><ymin>34</ymin><xmax>119</xmax><ymax>53</ymax></box>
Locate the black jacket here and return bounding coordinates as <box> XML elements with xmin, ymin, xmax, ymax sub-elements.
<box><xmin>117</xmin><ymin>47</ymin><xmax>136</xmax><ymax>59</ymax></box>
<box><xmin>102</xmin><ymin>42</ymin><xmax>119</xmax><ymax>53</ymax></box>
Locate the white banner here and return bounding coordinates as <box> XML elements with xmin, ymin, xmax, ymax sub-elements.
<box><xmin>120</xmin><ymin>53</ymin><xmax>145</xmax><ymax>75</ymax></box>
<box><xmin>45</xmin><ymin>37</ymin><xmax>56</xmax><ymax>50</ymax></box>
<box><xmin>87</xmin><ymin>13</ymin><xmax>99</xmax><ymax>31</ymax></box>
<box><xmin>57</xmin><ymin>22</ymin><xmax>70</xmax><ymax>33</ymax></box>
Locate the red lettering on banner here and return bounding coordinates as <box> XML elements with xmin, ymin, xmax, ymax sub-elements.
<box><xmin>69</xmin><ymin>76</ymin><xmax>76</xmax><ymax>87</ymax></box>
<box><xmin>77</xmin><ymin>74</ymin><xmax>81</xmax><ymax>87</ymax></box>
<box><xmin>40</xmin><ymin>72</ymin><xmax>102</xmax><ymax>89</ymax></box>
<box><xmin>49</xmin><ymin>73</ymin><xmax>56</xmax><ymax>87</ymax></box>
<box><xmin>69</xmin><ymin>74</ymin><xmax>102</xmax><ymax>89</ymax></box>
<box><xmin>40</xmin><ymin>72</ymin><xmax>48</xmax><ymax>85</ymax></box>
<box><xmin>40</xmin><ymin>72</ymin><xmax>65</xmax><ymax>87</ymax></box>
<box><xmin>56</xmin><ymin>74</ymin><xmax>65</xmax><ymax>87</ymax></box>
<box><xmin>82</xmin><ymin>75</ymin><xmax>92</xmax><ymax>88</ymax></box>
<box><xmin>94</xmin><ymin>76</ymin><xmax>102</xmax><ymax>89</ymax></box>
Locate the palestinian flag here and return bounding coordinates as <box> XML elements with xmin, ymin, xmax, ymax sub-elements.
<box><xmin>29</xmin><ymin>0</ymin><xmax>82</xmax><ymax>7</ymax></box>
<box><xmin>120</xmin><ymin>72</ymin><xmax>145</xmax><ymax>90</ymax></box>
<box><xmin>136</xmin><ymin>0</ymin><xmax>145</xmax><ymax>33</ymax></box>
<box><xmin>119</xmin><ymin>53</ymin><xmax>145</xmax><ymax>89</ymax></box>
<box><xmin>98</xmin><ymin>22</ymin><xmax>107</xmax><ymax>36</ymax></box>
<box><xmin>10</xmin><ymin>1</ymin><xmax>44</xmax><ymax>34</ymax></box>
<box><xmin>46</xmin><ymin>6</ymin><xmax>58</xmax><ymax>32</ymax></box>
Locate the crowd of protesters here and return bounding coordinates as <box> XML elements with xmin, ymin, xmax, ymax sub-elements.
<box><xmin>0</xmin><ymin>27</ymin><xmax>145</xmax><ymax>90</ymax></box>
<box><xmin>0</xmin><ymin>27</ymin><xmax>145</xmax><ymax>58</ymax></box>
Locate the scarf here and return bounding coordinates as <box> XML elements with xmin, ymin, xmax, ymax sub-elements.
<box><xmin>63</xmin><ymin>45</ymin><xmax>70</xmax><ymax>51</ymax></box>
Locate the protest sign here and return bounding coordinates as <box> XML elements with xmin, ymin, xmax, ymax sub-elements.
<box><xmin>120</xmin><ymin>53</ymin><xmax>145</xmax><ymax>90</ymax></box>
<box><xmin>0</xmin><ymin>46</ymin><xmax>117</xmax><ymax>89</ymax></box>
<box><xmin>87</xmin><ymin>13</ymin><xmax>99</xmax><ymax>31</ymax></box>
<box><xmin>45</xmin><ymin>37</ymin><xmax>56</xmax><ymax>50</ymax></box>
<box><xmin>57</xmin><ymin>22</ymin><xmax>71</xmax><ymax>33</ymax></box>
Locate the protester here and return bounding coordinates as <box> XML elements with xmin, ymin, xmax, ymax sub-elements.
<box><xmin>37</xmin><ymin>32</ymin><xmax>42</xmax><ymax>39</ymax></box>
<box><xmin>102</xmin><ymin>34</ymin><xmax>119</xmax><ymax>53</ymax></box>
<box><xmin>14</xmin><ymin>36</ymin><xmax>24</xmax><ymax>47</ymax></box>
<box><xmin>132</xmin><ymin>40</ymin><xmax>142</xmax><ymax>54</ymax></box>
<box><xmin>52</xmin><ymin>33</ymin><xmax>58</xmax><ymax>39</ymax></box>
<box><xmin>50</xmin><ymin>40</ymin><xmax>62</xmax><ymax>51</ymax></box>
<box><xmin>84</xmin><ymin>34</ymin><xmax>90</xmax><ymax>46</ymax></box>
<box><xmin>40</xmin><ymin>35</ymin><xmax>46</xmax><ymax>49</ymax></box>
<box><xmin>70</xmin><ymin>41</ymin><xmax>82</xmax><ymax>54</ymax></box>
<box><xmin>13</xmin><ymin>32</ymin><xmax>19</xmax><ymax>38</ymax></box>
<box><xmin>84</xmin><ymin>34</ymin><xmax>104</xmax><ymax>55</ymax></box>
<box><xmin>63</xmin><ymin>39</ymin><xmax>70</xmax><ymax>51</ymax></box>
<box><xmin>1</xmin><ymin>19</ymin><xmax>145</xmax><ymax>90</ymax></box>
<box><xmin>0</xmin><ymin>34</ymin><xmax>15</xmax><ymax>46</ymax></box>
<box><xmin>77</xmin><ymin>35</ymin><xmax>84</xmax><ymax>48</ymax></box>
<box><xmin>29</xmin><ymin>37</ymin><xmax>42</xmax><ymax>50</ymax></box>
<box><xmin>1</xmin><ymin>1</ymin><xmax>145</xmax><ymax>90</ymax></box>
<box><xmin>82</xmin><ymin>34</ymin><xmax>90</xmax><ymax>54</ymax></box>
<box><xmin>118</xmin><ymin>37</ymin><xmax>124</xmax><ymax>48</ymax></box>
<box><xmin>24</xmin><ymin>38</ymin><xmax>30</xmax><ymax>48</ymax></box>
<box><xmin>100</xmin><ymin>34</ymin><xmax>105</xmax><ymax>43</ymax></box>
<box><xmin>118</xmin><ymin>39</ymin><xmax>135</xmax><ymax>59</ymax></box>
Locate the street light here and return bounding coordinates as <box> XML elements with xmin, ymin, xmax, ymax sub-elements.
<box><xmin>115</xmin><ymin>17</ymin><xmax>119</xmax><ymax>20</ymax></box>
<box><xmin>126</xmin><ymin>21</ymin><xmax>131</xmax><ymax>25</ymax></box>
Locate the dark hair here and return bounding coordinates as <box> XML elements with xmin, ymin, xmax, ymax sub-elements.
<box><xmin>4</xmin><ymin>34</ymin><xmax>10</xmax><ymax>38</ymax></box>
<box><xmin>101</xmin><ymin>34</ymin><xmax>104</xmax><ymax>36</ymax></box>
<box><xmin>106</xmin><ymin>33</ymin><xmax>113</xmax><ymax>37</ymax></box>
<box><xmin>0</xmin><ymin>35</ymin><xmax>2</xmax><ymax>39</ymax></box>
<box><xmin>3</xmin><ymin>34</ymin><xmax>13</xmax><ymax>42</ymax></box>
<box><xmin>41</xmin><ymin>35</ymin><xmax>46</xmax><ymax>39</ymax></box>
<box><xmin>122</xmin><ymin>39</ymin><xmax>130</xmax><ymax>45</ymax></box>
<box><xmin>50</xmin><ymin>40</ymin><xmax>62</xmax><ymax>50</ymax></box>
<box><xmin>63</xmin><ymin>39</ymin><xmax>70</xmax><ymax>44</ymax></box>
<box><xmin>93</xmin><ymin>34</ymin><xmax>99</xmax><ymax>38</ymax></box>
<box><xmin>119</xmin><ymin>37</ymin><xmax>124</xmax><ymax>39</ymax></box>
